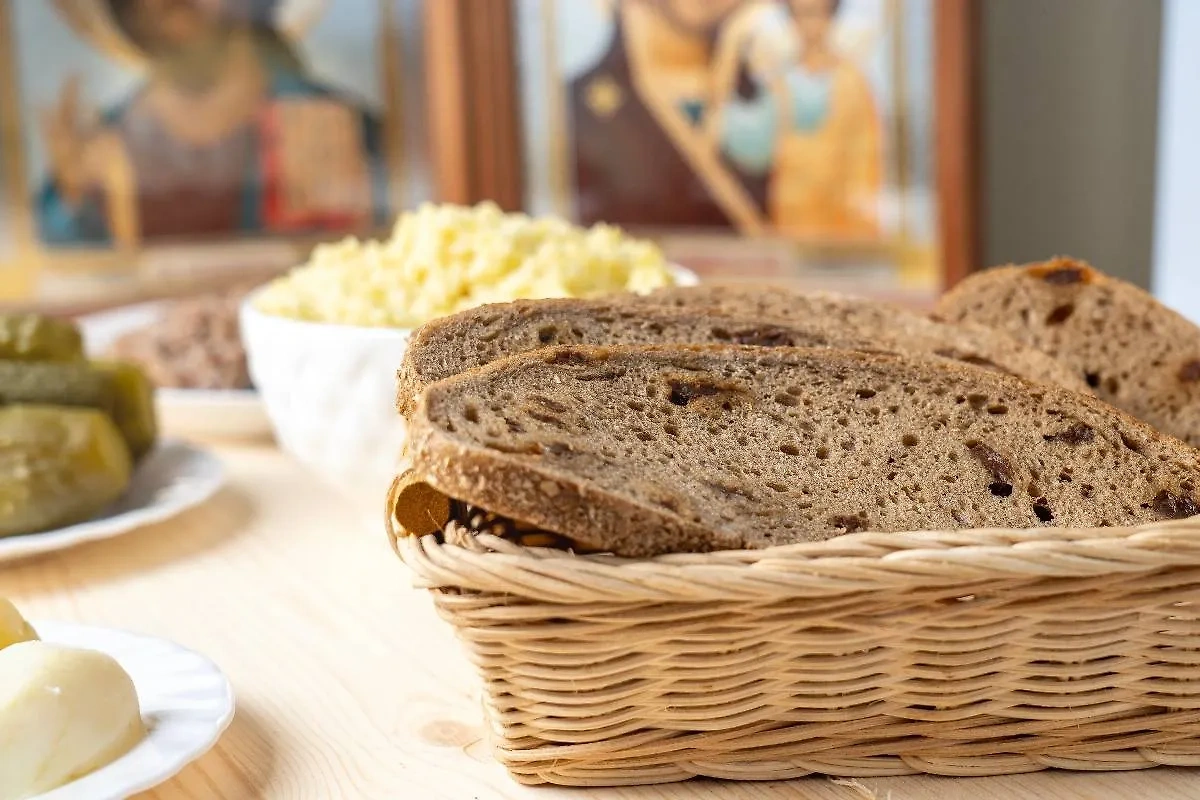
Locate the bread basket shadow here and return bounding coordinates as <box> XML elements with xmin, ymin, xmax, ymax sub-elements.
<box><xmin>387</xmin><ymin>476</ymin><xmax>1200</xmax><ymax>787</ymax></box>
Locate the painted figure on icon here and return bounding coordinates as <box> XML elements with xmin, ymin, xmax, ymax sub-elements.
<box><xmin>32</xmin><ymin>0</ymin><xmax>388</xmax><ymax>249</ymax></box>
<box><xmin>564</xmin><ymin>0</ymin><xmax>885</xmax><ymax>242</ymax></box>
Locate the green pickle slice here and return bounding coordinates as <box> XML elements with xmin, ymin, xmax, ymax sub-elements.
<box><xmin>0</xmin><ymin>360</ymin><xmax>158</xmax><ymax>461</ymax></box>
<box><xmin>0</xmin><ymin>361</ymin><xmax>113</xmax><ymax>412</ymax></box>
<box><xmin>0</xmin><ymin>405</ymin><xmax>132</xmax><ymax>538</ymax></box>
<box><xmin>0</xmin><ymin>314</ymin><xmax>83</xmax><ymax>362</ymax></box>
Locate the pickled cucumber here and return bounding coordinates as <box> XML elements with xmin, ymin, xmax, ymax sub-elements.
<box><xmin>0</xmin><ymin>360</ymin><xmax>158</xmax><ymax>461</ymax></box>
<box><xmin>0</xmin><ymin>361</ymin><xmax>113</xmax><ymax>412</ymax></box>
<box><xmin>90</xmin><ymin>361</ymin><xmax>157</xmax><ymax>461</ymax></box>
<box><xmin>0</xmin><ymin>405</ymin><xmax>131</xmax><ymax>538</ymax></box>
<box><xmin>0</xmin><ymin>314</ymin><xmax>83</xmax><ymax>362</ymax></box>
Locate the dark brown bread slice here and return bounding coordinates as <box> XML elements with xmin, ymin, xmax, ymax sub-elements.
<box><xmin>402</xmin><ymin>344</ymin><xmax>1200</xmax><ymax>557</ymax></box>
<box><xmin>645</xmin><ymin>284</ymin><xmax>1090</xmax><ymax>392</ymax></box>
<box><xmin>396</xmin><ymin>296</ymin><xmax>1088</xmax><ymax>416</ymax></box>
<box><xmin>936</xmin><ymin>257</ymin><xmax>1200</xmax><ymax>446</ymax></box>
<box><xmin>645</xmin><ymin>282</ymin><xmax>911</xmax><ymax>327</ymax></box>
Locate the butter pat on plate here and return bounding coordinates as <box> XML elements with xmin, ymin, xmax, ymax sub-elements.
<box><xmin>0</xmin><ymin>642</ymin><xmax>144</xmax><ymax>800</ymax></box>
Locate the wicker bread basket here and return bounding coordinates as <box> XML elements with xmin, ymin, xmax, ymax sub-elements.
<box><xmin>388</xmin><ymin>480</ymin><xmax>1200</xmax><ymax>787</ymax></box>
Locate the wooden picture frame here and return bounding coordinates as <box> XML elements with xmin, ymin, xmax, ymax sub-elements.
<box><xmin>934</xmin><ymin>0</ymin><xmax>980</xmax><ymax>289</ymax></box>
<box><xmin>430</xmin><ymin>0</ymin><xmax>981</xmax><ymax>296</ymax></box>
<box><xmin>425</xmin><ymin>0</ymin><xmax>524</xmax><ymax>211</ymax></box>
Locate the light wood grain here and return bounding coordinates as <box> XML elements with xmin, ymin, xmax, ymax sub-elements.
<box><xmin>5</xmin><ymin>444</ymin><xmax>1200</xmax><ymax>799</ymax></box>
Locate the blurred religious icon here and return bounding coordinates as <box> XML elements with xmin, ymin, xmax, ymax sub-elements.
<box><xmin>569</xmin><ymin>0</ymin><xmax>770</xmax><ymax>233</ymax></box>
<box><xmin>705</xmin><ymin>0</ymin><xmax>888</xmax><ymax>242</ymax></box>
<box><xmin>35</xmin><ymin>0</ymin><xmax>389</xmax><ymax>250</ymax></box>
<box><xmin>707</xmin><ymin>0</ymin><xmax>883</xmax><ymax>242</ymax></box>
<box><xmin>544</xmin><ymin>0</ymin><xmax>889</xmax><ymax>245</ymax></box>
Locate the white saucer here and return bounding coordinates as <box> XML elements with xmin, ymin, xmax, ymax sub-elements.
<box><xmin>0</xmin><ymin>441</ymin><xmax>224</xmax><ymax>565</ymax></box>
<box><xmin>25</xmin><ymin>621</ymin><xmax>235</xmax><ymax>800</ymax></box>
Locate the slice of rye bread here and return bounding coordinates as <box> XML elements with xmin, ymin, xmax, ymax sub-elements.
<box><xmin>396</xmin><ymin>296</ymin><xmax>1087</xmax><ymax>416</ymax></box>
<box><xmin>644</xmin><ymin>283</ymin><xmax>1089</xmax><ymax>388</ymax></box>
<box><xmin>399</xmin><ymin>344</ymin><xmax>1200</xmax><ymax>557</ymax></box>
<box><xmin>936</xmin><ymin>257</ymin><xmax>1200</xmax><ymax>446</ymax></box>
<box><xmin>645</xmin><ymin>282</ymin><xmax>917</xmax><ymax>326</ymax></box>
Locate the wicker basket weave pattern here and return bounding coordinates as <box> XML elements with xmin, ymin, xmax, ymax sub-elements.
<box><xmin>390</xmin><ymin>516</ymin><xmax>1200</xmax><ymax>786</ymax></box>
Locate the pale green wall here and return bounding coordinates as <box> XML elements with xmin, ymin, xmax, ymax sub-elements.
<box><xmin>982</xmin><ymin>0</ymin><xmax>1162</xmax><ymax>288</ymax></box>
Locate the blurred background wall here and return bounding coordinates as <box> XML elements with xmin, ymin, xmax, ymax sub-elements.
<box><xmin>981</xmin><ymin>0</ymin><xmax>1162</xmax><ymax>289</ymax></box>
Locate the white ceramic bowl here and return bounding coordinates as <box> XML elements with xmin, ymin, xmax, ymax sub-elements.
<box><xmin>240</xmin><ymin>267</ymin><xmax>698</xmax><ymax>519</ymax></box>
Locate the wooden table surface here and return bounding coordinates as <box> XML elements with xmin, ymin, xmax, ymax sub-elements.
<box><xmin>7</xmin><ymin>442</ymin><xmax>1200</xmax><ymax>800</ymax></box>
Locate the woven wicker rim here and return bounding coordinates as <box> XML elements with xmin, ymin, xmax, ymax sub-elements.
<box><xmin>388</xmin><ymin>487</ymin><xmax>1200</xmax><ymax>602</ymax></box>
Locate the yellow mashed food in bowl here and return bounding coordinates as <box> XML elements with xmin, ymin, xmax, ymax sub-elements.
<box><xmin>255</xmin><ymin>202</ymin><xmax>677</xmax><ymax>328</ymax></box>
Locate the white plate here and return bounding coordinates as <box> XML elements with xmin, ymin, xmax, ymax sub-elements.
<box><xmin>0</xmin><ymin>441</ymin><xmax>224</xmax><ymax>565</ymax></box>
<box><xmin>27</xmin><ymin>621</ymin><xmax>235</xmax><ymax>800</ymax></box>
<box><xmin>78</xmin><ymin>302</ymin><xmax>271</xmax><ymax>441</ymax></box>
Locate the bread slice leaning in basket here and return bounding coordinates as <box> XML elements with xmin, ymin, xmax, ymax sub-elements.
<box><xmin>936</xmin><ymin>257</ymin><xmax>1200</xmax><ymax>446</ymax></box>
<box><xmin>395</xmin><ymin>296</ymin><xmax>1088</xmax><ymax>417</ymax></box>
<box><xmin>389</xmin><ymin>345</ymin><xmax>1200</xmax><ymax>558</ymax></box>
<box><xmin>642</xmin><ymin>282</ymin><xmax>1089</xmax><ymax>388</ymax></box>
